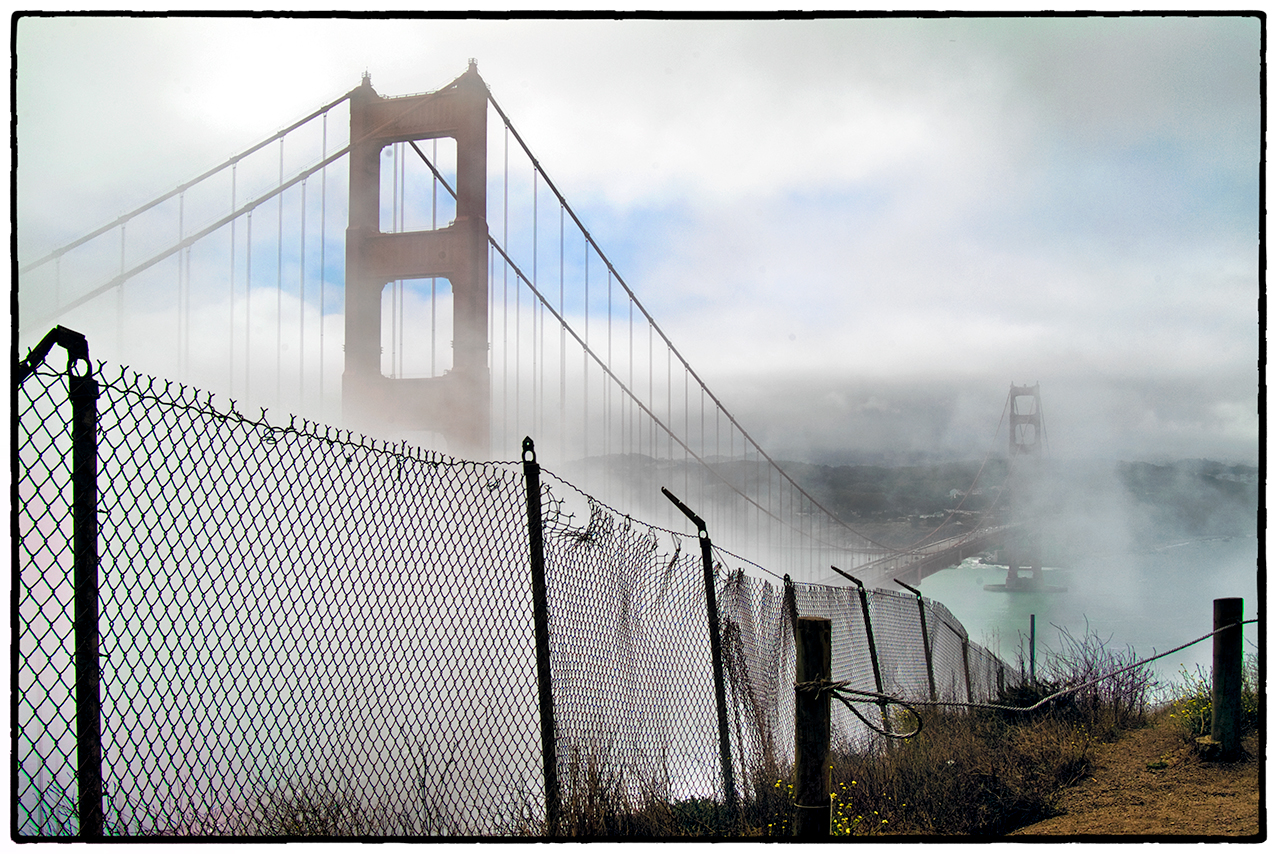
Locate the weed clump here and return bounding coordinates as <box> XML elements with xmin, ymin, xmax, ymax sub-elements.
<box><xmin>1167</xmin><ymin>653</ymin><xmax>1260</xmax><ymax>740</ymax></box>
<box><xmin>818</xmin><ymin>708</ymin><xmax>1093</xmax><ymax>836</ymax></box>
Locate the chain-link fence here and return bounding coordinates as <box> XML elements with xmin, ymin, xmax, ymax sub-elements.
<box><xmin>15</xmin><ymin>330</ymin><xmax>1018</xmax><ymax>839</ymax></box>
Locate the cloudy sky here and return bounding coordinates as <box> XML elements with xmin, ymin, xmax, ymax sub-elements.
<box><xmin>14</xmin><ymin>13</ymin><xmax>1261</xmax><ymax>465</ymax></box>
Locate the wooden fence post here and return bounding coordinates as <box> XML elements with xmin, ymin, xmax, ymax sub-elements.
<box><xmin>1202</xmin><ymin>597</ymin><xmax>1244</xmax><ymax>759</ymax></box>
<box><xmin>793</xmin><ymin>617</ymin><xmax>831</xmax><ymax>839</ymax></box>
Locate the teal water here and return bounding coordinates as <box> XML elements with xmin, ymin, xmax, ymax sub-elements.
<box><xmin>917</xmin><ymin>536</ymin><xmax>1260</xmax><ymax>694</ymax></box>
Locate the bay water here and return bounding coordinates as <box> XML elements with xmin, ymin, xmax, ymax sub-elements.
<box><xmin>917</xmin><ymin>536</ymin><xmax>1260</xmax><ymax>695</ymax></box>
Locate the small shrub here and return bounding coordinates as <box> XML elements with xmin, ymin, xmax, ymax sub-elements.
<box><xmin>1168</xmin><ymin>653</ymin><xmax>1260</xmax><ymax>740</ymax></box>
<box><xmin>1038</xmin><ymin>623</ymin><xmax>1156</xmax><ymax>734</ymax></box>
<box><xmin>254</xmin><ymin>781</ymin><xmax>376</xmax><ymax>836</ymax></box>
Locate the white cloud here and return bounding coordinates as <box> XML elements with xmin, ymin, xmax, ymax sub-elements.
<box><xmin>14</xmin><ymin>14</ymin><xmax>1261</xmax><ymax>463</ymax></box>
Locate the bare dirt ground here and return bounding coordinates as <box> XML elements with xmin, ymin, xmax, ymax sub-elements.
<box><xmin>1010</xmin><ymin>713</ymin><xmax>1262</xmax><ymax>839</ymax></box>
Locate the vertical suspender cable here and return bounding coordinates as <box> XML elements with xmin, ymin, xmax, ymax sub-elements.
<box><xmin>489</xmin><ymin>244</ymin><xmax>497</xmax><ymax>452</ymax></box>
<box><xmin>537</xmin><ymin>172</ymin><xmax>545</xmax><ymax>444</ymax></box>
<box><xmin>389</xmin><ymin>144</ymin><xmax>398</xmax><ymax>378</ymax></box>
<box><xmin>510</xmin><ymin>131</ymin><xmax>520</xmax><ymax>437</ymax></box>
<box><xmin>606</xmin><ymin>271</ymin><xmax>612</xmax><ymax>460</ymax></box>
<box><xmin>318</xmin><ymin>116</ymin><xmax>326</xmax><ymax>417</ymax></box>
<box><xmin>648</xmin><ymin>319</ymin><xmax>653</xmax><ymax>464</ymax></box>
<box><xmin>395</xmin><ymin>144</ymin><xmax>400</xmax><ymax>375</ymax></box>
<box><xmin>246</xmin><ymin>211</ymin><xmax>253</xmax><ymax>398</ymax></box>
<box><xmin>649</xmin><ymin>319</ymin><xmax>655</xmax><ymax>514</ymax></box>
<box><xmin>431</xmin><ymin>138</ymin><xmax>438</xmax><ymax>378</ymax></box>
<box><xmin>277</xmin><ymin>138</ymin><xmax>284</xmax><ymax>402</ymax></box>
<box><xmin>389</xmin><ymin>144</ymin><xmax>396</xmax><ymax>378</ymax></box>
<box><xmin>700</xmin><ymin>388</ymin><xmax>705</xmax><ymax>525</ymax></box>
<box><xmin>628</xmin><ymin>296</ymin><xmax>634</xmax><ymax>465</ymax></box>
<box><xmin>684</xmin><ymin>366</ymin><xmax>689</xmax><ymax>516</ymax></box>
<box><xmin>583</xmin><ymin>247</ymin><xmax>589</xmax><ymax>487</ymax></box>
<box><xmin>230</xmin><ymin>164</ymin><xmax>237</xmax><ymax>396</ymax></box>
<box><xmin>398</xmin><ymin>143</ymin><xmax>405</xmax><ymax>377</ymax></box>
<box><xmin>503</xmin><ymin>128</ymin><xmax>511</xmax><ymax>450</ymax></box>
<box><xmin>117</xmin><ymin>226</ymin><xmax>125</xmax><ymax>360</ymax></box>
<box><xmin>184</xmin><ymin>245</ymin><xmax>192</xmax><ymax>380</ymax></box>
<box><xmin>178</xmin><ymin>192</ymin><xmax>185</xmax><ymax>379</ymax></box>
<box><xmin>533</xmin><ymin>165</ymin><xmax>539</xmax><ymax>440</ymax></box>
<box><xmin>299</xmin><ymin>178</ymin><xmax>307</xmax><ymax>405</ymax></box>
<box><xmin>559</xmin><ymin>207</ymin><xmax>565</xmax><ymax>464</ymax></box>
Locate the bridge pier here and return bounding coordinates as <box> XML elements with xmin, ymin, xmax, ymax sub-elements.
<box><xmin>1002</xmin><ymin>536</ymin><xmax>1043</xmax><ymax>590</ymax></box>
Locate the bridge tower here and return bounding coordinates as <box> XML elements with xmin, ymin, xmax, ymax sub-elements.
<box><xmin>1009</xmin><ymin>383</ymin><xmax>1043</xmax><ymax>457</ymax></box>
<box><xmin>342</xmin><ymin>62</ymin><xmax>490</xmax><ymax>458</ymax></box>
<box><xmin>1005</xmin><ymin>383</ymin><xmax>1044</xmax><ymax>590</ymax></box>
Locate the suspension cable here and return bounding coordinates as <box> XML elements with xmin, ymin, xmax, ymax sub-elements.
<box><xmin>898</xmin><ymin>389</ymin><xmax>1012</xmax><ymax>552</ymax></box>
<box><xmin>408</xmin><ymin>126</ymin><xmax>891</xmax><ymax>555</ymax></box>
<box><xmin>482</xmin><ymin>215</ymin><xmax>855</xmax><ymax>554</ymax></box>
<box><xmin>483</xmin><ymin>88</ymin><xmax>893</xmax><ymax>553</ymax></box>
<box><xmin>27</xmin><ymin>145</ymin><xmax>351</xmax><ymax>330</ymax></box>
<box><xmin>21</xmin><ymin>90</ymin><xmax>354</xmax><ymax>274</ymax></box>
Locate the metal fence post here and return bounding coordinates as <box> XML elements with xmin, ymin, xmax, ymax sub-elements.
<box><xmin>782</xmin><ymin>574</ymin><xmax>798</xmax><ymax>638</ymax></box>
<box><xmin>960</xmin><ymin>637</ymin><xmax>973</xmax><ymax>705</ymax></box>
<box><xmin>1208</xmin><ymin>597</ymin><xmax>1244</xmax><ymax>758</ymax></box>
<box><xmin>938</xmin><ymin>620</ymin><xmax>974</xmax><ymax>705</ymax></box>
<box><xmin>1029</xmin><ymin>613</ymin><xmax>1037</xmax><ymax>686</ymax></box>
<box><xmin>521</xmin><ymin>438</ymin><xmax>560</xmax><ymax>836</ymax></box>
<box><xmin>71</xmin><ymin>365</ymin><xmax>104</xmax><ymax>839</ymax></box>
<box><xmin>895</xmin><ymin>579</ymin><xmax>936</xmax><ymax>702</ymax></box>
<box><xmin>662</xmin><ymin>487</ymin><xmax>737</xmax><ymax>829</ymax></box>
<box><xmin>831</xmin><ymin>567</ymin><xmax>889</xmax><ymax>731</ymax></box>
<box><xmin>793</xmin><ymin>617</ymin><xmax>831</xmax><ymax>839</ymax></box>
<box><xmin>17</xmin><ymin>327</ymin><xmax>104</xmax><ymax>838</ymax></box>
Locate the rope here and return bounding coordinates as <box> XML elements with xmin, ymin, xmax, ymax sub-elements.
<box><xmin>795</xmin><ymin>618</ymin><xmax>1259</xmax><ymax>739</ymax></box>
<box><xmin>795</xmin><ymin>680</ymin><xmax>923</xmax><ymax>740</ymax></box>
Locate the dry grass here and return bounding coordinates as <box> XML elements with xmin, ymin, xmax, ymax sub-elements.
<box><xmin>99</xmin><ymin>631</ymin><xmax>1160</xmax><ymax>839</ymax></box>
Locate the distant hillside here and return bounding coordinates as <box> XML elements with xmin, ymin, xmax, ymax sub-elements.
<box><xmin>777</xmin><ymin>459</ymin><xmax>1008</xmax><ymax>521</ymax></box>
<box><xmin>562</xmin><ymin>453</ymin><xmax>1258</xmax><ymax>555</ymax></box>
<box><xmin>777</xmin><ymin>457</ymin><xmax>1259</xmax><ymax>550</ymax></box>
<box><xmin>1114</xmin><ymin>459</ymin><xmax>1259</xmax><ymax>542</ymax></box>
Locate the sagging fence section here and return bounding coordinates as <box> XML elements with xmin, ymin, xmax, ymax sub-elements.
<box><xmin>15</xmin><ymin>329</ymin><xmax>1018</xmax><ymax>838</ymax></box>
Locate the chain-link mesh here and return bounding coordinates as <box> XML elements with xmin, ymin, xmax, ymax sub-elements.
<box><xmin>16</xmin><ymin>366</ymin><xmax>80</xmax><ymax>836</ymax></box>
<box><xmin>16</xmin><ymin>351</ymin><xmax>1019</xmax><ymax>839</ymax></box>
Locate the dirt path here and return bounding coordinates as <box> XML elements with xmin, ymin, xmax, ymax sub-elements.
<box><xmin>1010</xmin><ymin>715</ymin><xmax>1261</xmax><ymax>838</ymax></box>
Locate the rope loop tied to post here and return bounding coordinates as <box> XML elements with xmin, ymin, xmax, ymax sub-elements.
<box><xmin>795</xmin><ymin>679</ymin><xmax>924</xmax><ymax>739</ymax></box>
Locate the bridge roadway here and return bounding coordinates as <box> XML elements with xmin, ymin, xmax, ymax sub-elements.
<box><xmin>849</xmin><ymin>524</ymin><xmax>1015</xmax><ymax>590</ymax></box>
